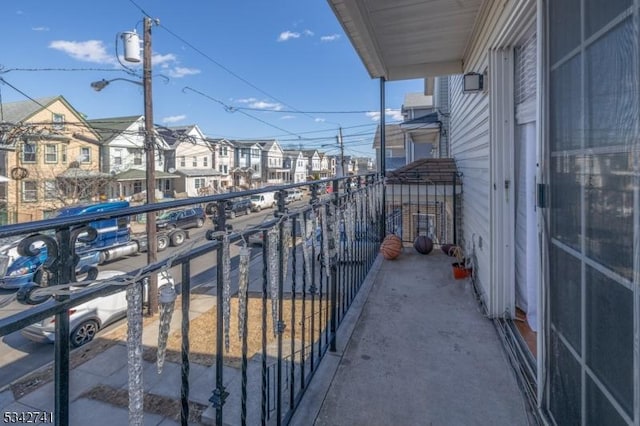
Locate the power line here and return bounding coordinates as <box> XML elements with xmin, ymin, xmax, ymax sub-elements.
<box><xmin>127</xmin><ymin>0</ymin><xmax>337</xmax><ymax>128</ymax></box>
<box><xmin>233</xmin><ymin>106</ymin><xmax>378</xmax><ymax>114</ymax></box>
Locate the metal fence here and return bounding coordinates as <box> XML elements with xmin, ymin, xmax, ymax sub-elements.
<box><xmin>385</xmin><ymin>172</ymin><xmax>462</xmax><ymax>245</ymax></box>
<box><xmin>0</xmin><ymin>174</ymin><xmax>385</xmax><ymax>426</ymax></box>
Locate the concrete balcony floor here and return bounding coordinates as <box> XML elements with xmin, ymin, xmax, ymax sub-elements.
<box><xmin>0</xmin><ymin>248</ymin><xmax>532</xmax><ymax>425</ymax></box>
<box><xmin>292</xmin><ymin>248</ymin><xmax>531</xmax><ymax>426</ymax></box>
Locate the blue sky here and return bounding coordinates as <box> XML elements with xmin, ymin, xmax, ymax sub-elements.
<box><xmin>0</xmin><ymin>1</ymin><xmax>423</xmax><ymax>158</ymax></box>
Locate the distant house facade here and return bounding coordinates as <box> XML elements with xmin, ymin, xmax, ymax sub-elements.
<box><xmin>210</xmin><ymin>138</ymin><xmax>234</xmax><ymax>191</ymax></box>
<box><xmin>258</xmin><ymin>139</ymin><xmax>288</xmax><ymax>184</ymax></box>
<box><xmin>283</xmin><ymin>150</ymin><xmax>308</xmax><ymax>183</ymax></box>
<box><xmin>231</xmin><ymin>141</ymin><xmax>263</xmax><ymax>189</ymax></box>
<box><xmin>160</xmin><ymin>125</ymin><xmax>219</xmax><ymax>197</ymax></box>
<box><xmin>88</xmin><ymin>115</ymin><xmax>174</xmax><ymax>200</ymax></box>
<box><xmin>302</xmin><ymin>149</ymin><xmax>321</xmax><ymax>179</ymax></box>
<box><xmin>0</xmin><ymin>96</ymin><xmax>106</xmax><ymax>222</ymax></box>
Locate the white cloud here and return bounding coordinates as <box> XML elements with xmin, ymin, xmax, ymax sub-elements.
<box><xmin>236</xmin><ymin>98</ymin><xmax>283</xmax><ymax>110</ymax></box>
<box><xmin>314</xmin><ymin>118</ymin><xmax>326</xmax><ymax>123</ymax></box>
<box><xmin>162</xmin><ymin>115</ymin><xmax>186</xmax><ymax>124</ymax></box>
<box><xmin>251</xmin><ymin>101</ymin><xmax>283</xmax><ymax>110</ymax></box>
<box><xmin>32</xmin><ymin>27</ymin><xmax>50</xmax><ymax>32</ymax></box>
<box><xmin>366</xmin><ymin>109</ymin><xmax>403</xmax><ymax>122</ymax></box>
<box><xmin>320</xmin><ymin>34</ymin><xmax>341</xmax><ymax>42</ymax></box>
<box><xmin>152</xmin><ymin>53</ymin><xmax>177</xmax><ymax>66</ymax></box>
<box><xmin>303</xmin><ymin>29</ymin><xmax>314</xmax><ymax>36</ymax></box>
<box><xmin>167</xmin><ymin>67</ymin><xmax>201</xmax><ymax>78</ymax></box>
<box><xmin>49</xmin><ymin>40</ymin><xmax>116</xmax><ymax>64</ymax></box>
<box><xmin>280</xmin><ymin>115</ymin><xmax>295</xmax><ymax>120</ymax></box>
<box><xmin>278</xmin><ymin>31</ymin><xmax>300</xmax><ymax>42</ymax></box>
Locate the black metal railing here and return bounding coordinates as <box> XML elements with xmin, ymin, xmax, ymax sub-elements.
<box><xmin>0</xmin><ymin>174</ymin><xmax>385</xmax><ymax>426</ymax></box>
<box><xmin>385</xmin><ymin>171</ymin><xmax>462</xmax><ymax>245</ymax></box>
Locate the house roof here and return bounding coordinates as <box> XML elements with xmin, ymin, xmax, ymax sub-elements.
<box><xmin>0</xmin><ymin>96</ymin><xmax>59</xmax><ymax>122</ymax></box>
<box><xmin>58</xmin><ymin>168</ymin><xmax>112</xmax><ymax>179</ymax></box>
<box><xmin>232</xmin><ymin>140</ymin><xmax>263</xmax><ymax>149</ymax></box>
<box><xmin>175</xmin><ymin>168</ymin><xmax>223</xmax><ymax>177</ymax></box>
<box><xmin>113</xmin><ymin>169</ymin><xmax>179</xmax><ymax>181</ymax></box>
<box><xmin>157</xmin><ymin>125</ymin><xmax>201</xmax><ymax>147</ymax></box>
<box><xmin>1</xmin><ymin>96</ymin><xmax>101</xmax><ymax>144</ymax></box>
<box><xmin>86</xmin><ymin>115</ymin><xmax>142</xmax><ymax>144</ymax></box>
<box><xmin>386</xmin><ymin>158</ymin><xmax>459</xmax><ymax>184</ymax></box>
<box><xmin>372</xmin><ymin>124</ymin><xmax>404</xmax><ymax>149</ymax></box>
<box><xmin>402</xmin><ymin>112</ymin><xmax>440</xmax><ymax>126</ymax></box>
<box><xmin>256</xmin><ymin>139</ymin><xmax>282</xmax><ymax>151</ymax></box>
<box><xmin>327</xmin><ymin>0</ymin><xmax>484</xmax><ymax>80</ymax></box>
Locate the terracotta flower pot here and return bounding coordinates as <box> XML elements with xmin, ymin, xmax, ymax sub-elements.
<box><xmin>452</xmin><ymin>263</ymin><xmax>472</xmax><ymax>279</ymax></box>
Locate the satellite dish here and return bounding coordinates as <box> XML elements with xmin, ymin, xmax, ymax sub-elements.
<box><xmin>168</xmin><ymin>168</ymin><xmax>176</xmax><ymax>173</ymax></box>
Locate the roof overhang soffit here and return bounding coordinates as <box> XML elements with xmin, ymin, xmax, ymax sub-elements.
<box><xmin>328</xmin><ymin>0</ymin><xmax>483</xmax><ymax>81</ymax></box>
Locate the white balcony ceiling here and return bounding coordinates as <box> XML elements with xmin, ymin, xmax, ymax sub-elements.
<box><xmin>327</xmin><ymin>0</ymin><xmax>484</xmax><ymax>80</ymax></box>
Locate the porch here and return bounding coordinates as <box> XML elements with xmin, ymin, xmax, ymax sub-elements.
<box><xmin>0</xmin><ymin>249</ymin><xmax>531</xmax><ymax>425</ymax></box>
<box><xmin>0</xmin><ymin>176</ymin><xmax>532</xmax><ymax>425</ymax></box>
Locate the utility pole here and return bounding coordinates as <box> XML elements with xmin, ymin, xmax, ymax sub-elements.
<box><xmin>337</xmin><ymin>126</ymin><xmax>345</xmax><ymax>177</ymax></box>
<box><xmin>143</xmin><ymin>17</ymin><xmax>158</xmax><ymax>315</ymax></box>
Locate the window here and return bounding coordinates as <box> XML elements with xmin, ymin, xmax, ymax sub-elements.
<box><xmin>44</xmin><ymin>145</ymin><xmax>57</xmax><ymax>163</ymax></box>
<box><xmin>133</xmin><ymin>181</ymin><xmax>142</xmax><ymax>193</ymax></box>
<box><xmin>192</xmin><ymin>156</ymin><xmax>198</xmax><ymax>167</ymax></box>
<box><xmin>179</xmin><ymin>156</ymin><xmax>186</xmax><ymax>167</ymax></box>
<box><xmin>80</xmin><ymin>147</ymin><xmax>91</xmax><ymax>163</ymax></box>
<box><xmin>22</xmin><ymin>181</ymin><xmax>37</xmax><ymax>202</ymax></box>
<box><xmin>22</xmin><ymin>144</ymin><xmax>36</xmax><ymax>163</ymax></box>
<box><xmin>252</xmin><ymin>149</ymin><xmax>260</xmax><ymax>157</ymax></box>
<box><xmin>223</xmin><ymin>165</ymin><xmax>228</xmax><ymax>174</ymax></box>
<box><xmin>133</xmin><ymin>150</ymin><xmax>142</xmax><ymax>166</ymax></box>
<box><xmin>44</xmin><ymin>180</ymin><xmax>57</xmax><ymax>200</ymax></box>
<box><xmin>220</xmin><ymin>146</ymin><xmax>228</xmax><ymax>156</ymax></box>
<box><xmin>114</xmin><ymin>149</ymin><xmax>123</xmax><ymax>166</ymax></box>
<box><xmin>194</xmin><ymin>178</ymin><xmax>206</xmax><ymax>188</ymax></box>
<box><xmin>61</xmin><ymin>145</ymin><xmax>67</xmax><ymax>163</ymax></box>
<box><xmin>203</xmin><ymin>156</ymin><xmax>208</xmax><ymax>167</ymax></box>
<box><xmin>52</xmin><ymin>113</ymin><xmax>65</xmax><ymax>130</ymax></box>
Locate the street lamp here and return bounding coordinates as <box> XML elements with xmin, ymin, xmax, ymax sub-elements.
<box><xmin>90</xmin><ymin>17</ymin><xmax>159</xmax><ymax>315</ymax></box>
<box><xmin>90</xmin><ymin>78</ymin><xmax>143</xmax><ymax>91</ymax></box>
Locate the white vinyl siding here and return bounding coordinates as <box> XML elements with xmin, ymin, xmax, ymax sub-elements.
<box><xmin>449</xmin><ymin>73</ymin><xmax>491</xmax><ymax>303</ymax></box>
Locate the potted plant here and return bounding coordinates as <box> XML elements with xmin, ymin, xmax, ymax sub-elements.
<box><xmin>448</xmin><ymin>245</ymin><xmax>472</xmax><ymax>280</ymax></box>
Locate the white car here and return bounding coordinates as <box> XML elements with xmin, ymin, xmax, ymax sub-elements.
<box><xmin>22</xmin><ymin>270</ymin><xmax>175</xmax><ymax>347</ymax></box>
<box><xmin>286</xmin><ymin>189</ymin><xmax>304</xmax><ymax>203</ymax></box>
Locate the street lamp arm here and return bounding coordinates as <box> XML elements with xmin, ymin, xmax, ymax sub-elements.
<box><xmin>90</xmin><ymin>77</ymin><xmax>143</xmax><ymax>91</ymax></box>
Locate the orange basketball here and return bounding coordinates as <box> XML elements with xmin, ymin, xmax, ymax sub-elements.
<box><xmin>380</xmin><ymin>234</ymin><xmax>402</xmax><ymax>260</ymax></box>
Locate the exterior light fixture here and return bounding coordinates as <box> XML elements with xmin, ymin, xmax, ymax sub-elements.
<box><xmin>463</xmin><ymin>72</ymin><xmax>484</xmax><ymax>93</ymax></box>
<box><xmin>90</xmin><ymin>78</ymin><xmax>143</xmax><ymax>92</ymax></box>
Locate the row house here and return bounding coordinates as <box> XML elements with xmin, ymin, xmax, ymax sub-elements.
<box><xmin>282</xmin><ymin>150</ymin><xmax>308</xmax><ymax>183</ymax></box>
<box><xmin>318</xmin><ymin>153</ymin><xmax>332</xmax><ymax>178</ymax></box>
<box><xmin>231</xmin><ymin>140</ymin><xmax>262</xmax><ymax>190</ymax></box>
<box><xmin>210</xmin><ymin>138</ymin><xmax>234</xmax><ymax>190</ymax></box>
<box><xmin>301</xmin><ymin>149</ymin><xmax>322</xmax><ymax>180</ymax></box>
<box><xmin>89</xmin><ymin>115</ymin><xmax>175</xmax><ymax>201</ymax></box>
<box><xmin>0</xmin><ymin>96</ymin><xmax>106</xmax><ymax>223</ymax></box>
<box><xmin>257</xmin><ymin>139</ymin><xmax>289</xmax><ymax>184</ymax></box>
<box><xmin>158</xmin><ymin>125</ymin><xmax>220</xmax><ymax>197</ymax></box>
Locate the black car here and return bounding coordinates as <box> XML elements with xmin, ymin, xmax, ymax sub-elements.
<box><xmin>156</xmin><ymin>207</ymin><xmax>206</xmax><ymax>230</ymax></box>
<box><xmin>224</xmin><ymin>198</ymin><xmax>253</xmax><ymax>219</ymax></box>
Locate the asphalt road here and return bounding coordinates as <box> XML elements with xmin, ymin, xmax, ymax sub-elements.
<box><xmin>0</xmin><ymin>198</ymin><xmax>315</xmax><ymax>389</ymax></box>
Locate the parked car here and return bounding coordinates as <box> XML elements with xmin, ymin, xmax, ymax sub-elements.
<box><xmin>250</xmin><ymin>192</ymin><xmax>276</xmax><ymax>211</ymax></box>
<box><xmin>21</xmin><ymin>270</ymin><xmax>175</xmax><ymax>347</ymax></box>
<box><xmin>156</xmin><ymin>207</ymin><xmax>206</xmax><ymax>230</ymax></box>
<box><xmin>224</xmin><ymin>198</ymin><xmax>253</xmax><ymax>219</ymax></box>
<box><xmin>286</xmin><ymin>189</ymin><xmax>303</xmax><ymax>203</ymax></box>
